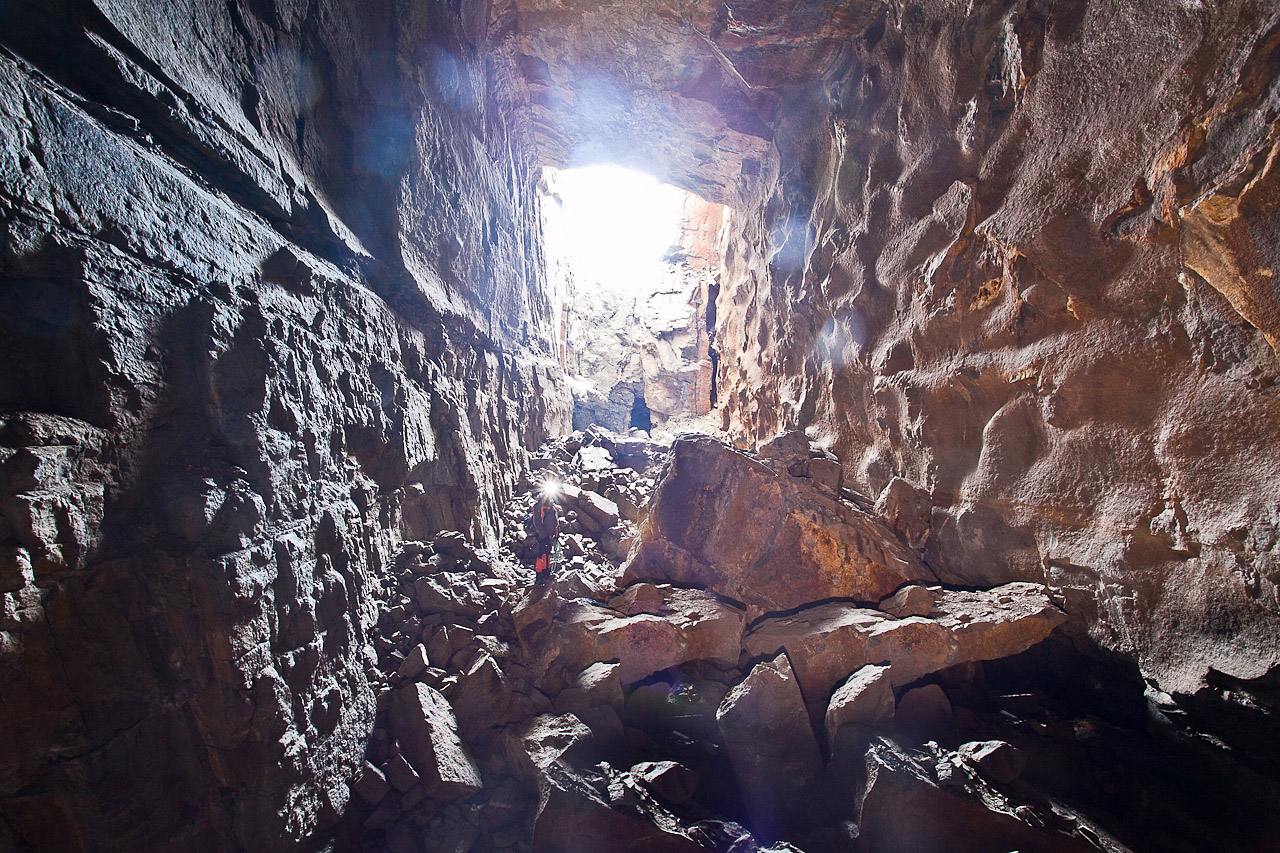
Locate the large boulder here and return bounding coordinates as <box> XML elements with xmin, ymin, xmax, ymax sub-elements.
<box><xmin>716</xmin><ymin>654</ymin><xmax>823</xmax><ymax>842</ymax></box>
<box><xmin>506</xmin><ymin>714</ymin><xmax>702</xmax><ymax>852</ymax></box>
<box><xmin>854</xmin><ymin>740</ymin><xmax>1095</xmax><ymax>852</ymax></box>
<box><xmin>620</xmin><ymin>435</ymin><xmax>934</xmax><ymax>617</ymax></box>
<box><xmin>745</xmin><ymin>583</ymin><xmax>1066</xmax><ymax>709</ymax></box>
<box><xmin>388</xmin><ymin>684</ymin><xmax>483</xmax><ymax>799</ymax></box>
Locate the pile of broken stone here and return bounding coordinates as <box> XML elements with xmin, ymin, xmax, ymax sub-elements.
<box><xmin>345</xmin><ymin>428</ymin><xmax>1110</xmax><ymax>852</ymax></box>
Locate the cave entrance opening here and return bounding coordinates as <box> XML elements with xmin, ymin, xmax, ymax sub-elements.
<box><xmin>539</xmin><ymin>163</ymin><xmax>730</xmax><ymax>438</ymax></box>
<box><xmin>629</xmin><ymin>391</ymin><xmax>653</xmax><ymax>433</ymax></box>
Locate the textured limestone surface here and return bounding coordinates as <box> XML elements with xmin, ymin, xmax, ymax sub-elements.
<box><xmin>0</xmin><ymin>1</ymin><xmax>569</xmax><ymax>848</ymax></box>
<box><xmin>704</xmin><ymin>0</ymin><xmax>1280</xmax><ymax>697</ymax></box>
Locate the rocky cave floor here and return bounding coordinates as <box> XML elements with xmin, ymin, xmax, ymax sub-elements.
<box><xmin>333</xmin><ymin>428</ymin><xmax>1280</xmax><ymax>853</ymax></box>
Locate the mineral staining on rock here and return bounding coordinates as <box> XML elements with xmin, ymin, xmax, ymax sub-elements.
<box><xmin>3</xmin><ymin>0</ymin><xmax>1280</xmax><ymax>850</ymax></box>
<box><xmin>621</xmin><ymin>435</ymin><xmax>937</xmax><ymax>617</ymax></box>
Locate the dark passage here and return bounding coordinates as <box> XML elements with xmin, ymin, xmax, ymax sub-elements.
<box><xmin>630</xmin><ymin>391</ymin><xmax>652</xmax><ymax>432</ymax></box>
<box><xmin>707</xmin><ymin>281</ymin><xmax>720</xmax><ymax>409</ymax></box>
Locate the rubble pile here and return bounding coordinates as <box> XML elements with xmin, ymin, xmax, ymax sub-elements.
<box><xmin>345</xmin><ymin>429</ymin><xmax>1120</xmax><ymax>851</ymax></box>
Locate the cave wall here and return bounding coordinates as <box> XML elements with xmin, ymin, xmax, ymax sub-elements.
<box><xmin>712</xmin><ymin>0</ymin><xmax>1280</xmax><ymax>696</ymax></box>
<box><xmin>497</xmin><ymin>0</ymin><xmax>1280</xmax><ymax>697</ymax></box>
<box><xmin>0</xmin><ymin>0</ymin><xmax>568</xmax><ymax>849</ymax></box>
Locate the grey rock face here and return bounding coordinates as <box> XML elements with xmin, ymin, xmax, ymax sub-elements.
<box><xmin>389</xmin><ymin>684</ymin><xmax>482</xmax><ymax>798</ymax></box>
<box><xmin>716</xmin><ymin>653</ymin><xmax>823</xmax><ymax>842</ymax></box>
<box><xmin>0</xmin><ymin>0</ymin><xmax>568</xmax><ymax>848</ymax></box>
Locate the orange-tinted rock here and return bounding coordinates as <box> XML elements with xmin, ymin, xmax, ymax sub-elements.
<box><xmin>745</xmin><ymin>583</ymin><xmax>1066</xmax><ymax>708</ymax></box>
<box><xmin>622</xmin><ymin>435</ymin><xmax>935</xmax><ymax>617</ymax></box>
<box><xmin>716</xmin><ymin>653</ymin><xmax>823</xmax><ymax>842</ymax></box>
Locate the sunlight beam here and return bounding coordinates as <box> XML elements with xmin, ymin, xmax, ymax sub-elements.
<box><xmin>544</xmin><ymin>164</ymin><xmax>687</xmax><ymax>294</ymax></box>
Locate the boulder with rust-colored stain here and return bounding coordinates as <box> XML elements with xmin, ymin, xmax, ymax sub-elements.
<box><xmin>621</xmin><ymin>435</ymin><xmax>934</xmax><ymax>618</ymax></box>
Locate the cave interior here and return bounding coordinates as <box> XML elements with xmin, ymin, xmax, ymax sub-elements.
<box><xmin>2</xmin><ymin>1</ymin><xmax>1280</xmax><ymax>852</ymax></box>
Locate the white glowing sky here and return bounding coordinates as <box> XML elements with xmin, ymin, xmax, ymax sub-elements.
<box><xmin>549</xmin><ymin>164</ymin><xmax>687</xmax><ymax>293</ymax></box>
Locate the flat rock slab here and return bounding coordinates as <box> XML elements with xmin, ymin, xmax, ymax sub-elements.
<box><xmin>716</xmin><ymin>653</ymin><xmax>822</xmax><ymax>842</ymax></box>
<box><xmin>745</xmin><ymin>582</ymin><xmax>1066</xmax><ymax>708</ymax></box>
<box><xmin>389</xmin><ymin>684</ymin><xmax>482</xmax><ymax>799</ymax></box>
<box><xmin>550</xmin><ymin>583</ymin><xmax>746</xmax><ymax>685</ymax></box>
<box><xmin>620</xmin><ymin>435</ymin><xmax>934</xmax><ymax>618</ymax></box>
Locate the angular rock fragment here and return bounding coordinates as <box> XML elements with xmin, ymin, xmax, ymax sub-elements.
<box><xmin>745</xmin><ymin>603</ymin><xmax>954</xmax><ymax>708</ymax></box>
<box><xmin>389</xmin><ymin>684</ymin><xmax>482</xmax><ymax>798</ymax></box>
<box><xmin>895</xmin><ymin>684</ymin><xmax>953</xmax><ymax>737</ymax></box>
<box><xmin>716</xmin><ymin>654</ymin><xmax>822</xmax><ymax>841</ymax></box>
<box><xmin>507</xmin><ymin>714</ymin><xmax>701</xmax><ymax>852</ymax></box>
<box><xmin>450</xmin><ymin>652</ymin><xmax>514</xmax><ymax>740</ymax></box>
<box><xmin>382</xmin><ymin>754</ymin><xmax>420</xmax><ymax>794</ymax></box>
<box><xmin>930</xmin><ymin>583</ymin><xmax>1068</xmax><ymax>663</ymax></box>
<box><xmin>855</xmin><ymin>740</ymin><xmax>1093</xmax><ymax>852</ymax></box>
<box><xmin>622</xmin><ymin>435</ymin><xmax>933</xmax><ymax>617</ymax></box>
<box><xmin>353</xmin><ymin>761</ymin><xmax>391</xmax><ymax>804</ymax></box>
<box><xmin>576</xmin><ymin>489</ymin><xmax>620</xmax><ymax>532</ymax></box>
<box><xmin>396</xmin><ymin>644</ymin><xmax>430</xmax><ymax>680</ymax></box>
<box><xmin>415</xmin><ymin>573</ymin><xmax>490</xmax><ymax>620</ymax></box>
<box><xmin>432</xmin><ymin>530</ymin><xmax>472</xmax><ymax>560</ymax></box>
<box><xmin>958</xmin><ymin>740</ymin><xmax>1028</xmax><ymax>785</ymax></box>
<box><xmin>610</xmin><ymin>437</ymin><xmax>665</xmax><ymax>471</ymax></box>
<box><xmin>550</xmin><ymin>583</ymin><xmax>746</xmax><ymax>685</ymax></box>
<box><xmin>553</xmin><ymin>662</ymin><xmax>624</xmax><ymax>714</ymax></box>
<box><xmin>632</xmin><ymin>760</ymin><xmax>699</xmax><ymax>805</ymax></box>
<box><xmin>879</xmin><ymin>584</ymin><xmax>934</xmax><ymax>618</ymax></box>
<box><xmin>875</xmin><ymin>477</ymin><xmax>933</xmax><ymax>551</ymax></box>
<box><xmin>576</xmin><ymin>445</ymin><xmax>614</xmax><ymax>473</ymax></box>
<box><xmin>824</xmin><ymin>664</ymin><xmax>894</xmax><ymax>744</ymax></box>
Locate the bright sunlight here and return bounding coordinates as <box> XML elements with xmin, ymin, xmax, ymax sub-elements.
<box><xmin>543</xmin><ymin>164</ymin><xmax>688</xmax><ymax>293</ymax></box>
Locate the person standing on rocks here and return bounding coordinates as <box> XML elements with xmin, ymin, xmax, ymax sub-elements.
<box><xmin>531</xmin><ymin>482</ymin><xmax>561</xmax><ymax>584</ymax></box>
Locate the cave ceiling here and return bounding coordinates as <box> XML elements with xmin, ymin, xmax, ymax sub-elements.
<box><xmin>495</xmin><ymin>0</ymin><xmax>883</xmax><ymax>201</ymax></box>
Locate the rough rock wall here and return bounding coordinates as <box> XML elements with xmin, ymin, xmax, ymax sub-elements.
<box><xmin>0</xmin><ymin>1</ymin><xmax>568</xmax><ymax>849</ymax></box>
<box><xmin>713</xmin><ymin>0</ymin><xmax>1280</xmax><ymax>695</ymax></box>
